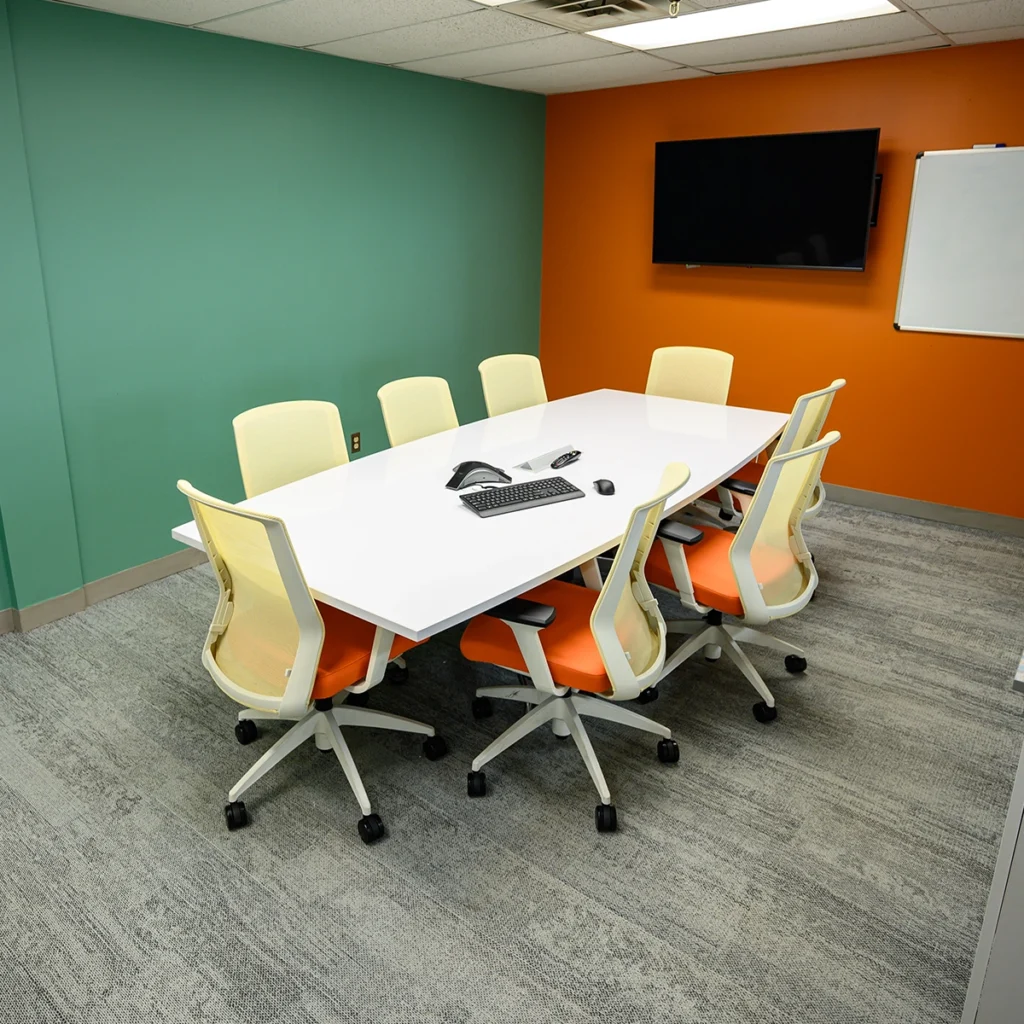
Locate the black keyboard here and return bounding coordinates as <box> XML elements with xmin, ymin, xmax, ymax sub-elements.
<box><xmin>460</xmin><ymin>476</ymin><xmax>585</xmax><ymax>518</ymax></box>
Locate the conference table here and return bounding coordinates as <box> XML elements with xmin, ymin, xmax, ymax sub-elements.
<box><xmin>172</xmin><ymin>389</ymin><xmax>789</xmax><ymax>641</ymax></box>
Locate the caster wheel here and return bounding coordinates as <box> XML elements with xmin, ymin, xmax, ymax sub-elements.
<box><xmin>234</xmin><ymin>720</ymin><xmax>258</xmax><ymax>745</ymax></box>
<box><xmin>346</xmin><ymin>690</ymin><xmax>370</xmax><ymax>707</ymax></box>
<box><xmin>386</xmin><ymin>662</ymin><xmax>408</xmax><ymax>685</ymax></box>
<box><xmin>784</xmin><ymin>655</ymin><xmax>807</xmax><ymax>674</ymax></box>
<box><xmin>471</xmin><ymin>696</ymin><xmax>493</xmax><ymax>720</ymax></box>
<box><xmin>467</xmin><ymin>771</ymin><xmax>486</xmax><ymax>797</ymax></box>
<box><xmin>423</xmin><ymin>735</ymin><xmax>448</xmax><ymax>760</ymax></box>
<box><xmin>657</xmin><ymin>738</ymin><xmax>680</xmax><ymax>764</ymax></box>
<box><xmin>718</xmin><ymin>509</ymin><xmax>734</xmax><ymax>522</ymax></box>
<box><xmin>636</xmin><ymin>687</ymin><xmax>659</xmax><ymax>705</ymax></box>
<box><xmin>595</xmin><ymin>804</ymin><xmax>618</xmax><ymax>833</ymax></box>
<box><xmin>753</xmin><ymin>701</ymin><xmax>778</xmax><ymax>723</ymax></box>
<box><xmin>224</xmin><ymin>801</ymin><xmax>248</xmax><ymax>830</ymax></box>
<box><xmin>811</xmin><ymin>553</ymin><xmax>816</xmax><ymax>564</ymax></box>
<box><xmin>358</xmin><ymin>813</ymin><xmax>385</xmax><ymax>844</ymax></box>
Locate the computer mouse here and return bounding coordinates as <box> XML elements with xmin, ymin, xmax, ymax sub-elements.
<box><xmin>594</xmin><ymin>479</ymin><xmax>615</xmax><ymax>496</ymax></box>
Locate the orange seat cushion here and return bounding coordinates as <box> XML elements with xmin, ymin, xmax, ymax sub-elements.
<box><xmin>313</xmin><ymin>601</ymin><xmax>423</xmax><ymax>700</ymax></box>
<box><xmin>646</xmin><ymin>526</ymin><xmax>745</xmax><ymax>615</ymax></box>
<box><xmin>460</xmin><ymin>580</ymin><xmax>611</xmax><ymax>694</ymax></box>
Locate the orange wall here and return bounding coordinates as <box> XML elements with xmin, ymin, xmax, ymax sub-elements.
<box><xmin>540</xmin><ymin>41</ymin><xmax>1024</xmax><ymax>518</ymax></box>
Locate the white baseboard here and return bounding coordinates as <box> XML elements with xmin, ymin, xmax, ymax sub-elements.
<box><xmin>7</xmin><ymin>547</ymin><xmax>207</xmax><ymax>633</ymax></box>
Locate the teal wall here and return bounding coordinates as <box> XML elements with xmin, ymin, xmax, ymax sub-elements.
<box><xmin>0</xmin><ymin>0</ymin><xmax>545</xmax><ymax>607</ymax></box>
<box><xmin>0</xmin><ymin>0</ymin><xmax>84</xmax><ymax>611</ymax></box>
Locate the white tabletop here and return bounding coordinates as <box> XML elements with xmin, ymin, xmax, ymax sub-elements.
<box><xmin>173</xmin><ymin>389</ymin><xmax>787</xmax><ymax>640</ymax></box>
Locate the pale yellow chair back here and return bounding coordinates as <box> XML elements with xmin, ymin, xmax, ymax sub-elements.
<box><xmin>729</xmin><ymin>432</ymin><xmax>840</xmax><ymax>624</ymax></box>
<box><xmin>591</xmin><ymin>463</ymin><xmax>691</xmax><ymax>701</ymax></box>
<box><xmin>776</xmin><ymin>379</ymin><xmax>846</xmax><ymax>456</ymax></box>
<box><xmin>377</xmin><ymin>376</ymin><xmax>459</xmax><ymax>447</ymax></box>
<box><xmin>479</xmin><ymin>354</ymin><xmax>548</xmax><ymax>418</ymax></box>
<box><xmin>178</xmin><ymin>480</ymin><xmax>324</xmax><ymax>720</ymax></box>
<box><xmin>233</xmin><ymin>400</ymin><xmax>348</xmax><ymax>499</ymax></box>
<box><xmin>645</xmin><ymin>346</ymin><xmax>734</xmax><ymax>404</ymax></box>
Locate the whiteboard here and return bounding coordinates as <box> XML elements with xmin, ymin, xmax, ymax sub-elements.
<box><xmin>894</xmin><ymin>147</ymin><xmax>1024</xmax><ymax>340</ymax></box>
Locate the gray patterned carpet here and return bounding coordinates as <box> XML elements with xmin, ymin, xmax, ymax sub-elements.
<box><xmin>1</xmin><ymin>502</ymin><xmax>1023</xmax><ymax>1024</ymax></box>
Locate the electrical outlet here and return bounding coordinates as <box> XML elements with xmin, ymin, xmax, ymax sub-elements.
<box><xmin>350</xmin><ymin>431</ymin><xmax>361</xmax><ymax>454</ymax></box>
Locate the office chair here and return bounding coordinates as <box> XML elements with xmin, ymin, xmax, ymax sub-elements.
<box><xmin>233</xmin><ymin>400</ymin><xmax>348</xmax><ymax>499</ymax></box>
<box><xmin>479</xmin><ymin>353</ymin><xmax>548</xmax><ymax>418</ymax></box>
<box><xmin>715</xmin><ymin>379</ymin><xmax>846</xmax><ymax>522</ymax></box>
<box><xmin>645</xmin><ymin>346</ymin><xmax>734</xmax><ymax>405</ymax></box>
<box><xmin>178</xmin><ymin>481</ymin><xmax>447</xmax><ymax>843</ymax></box>
<box><xmin>377</xmin><ymin>376</ymin><xmax>459</xmax><ymax>447</ymax></box>
<box><xmin>644</xmin><ymin>432</ymin><xmax>840</xmax><ymax>719</ymax></box>
<box><xmin>460</xmin><ymin>463</ymin><xmax>690</xmax><ymax>832</ymax></box>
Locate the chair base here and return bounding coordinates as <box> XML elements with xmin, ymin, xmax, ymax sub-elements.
<box><xmin>660</xmin><ymin>618</ymin><xmax>806</xmax><ymax>713</ymax></box>
<box><xmin>471</xmin><ymin>686</ymin><xmax>672</xmax><ymax>808</ymax></box>
<box><xmin>228</xmin><ymin>700</ymin><xmax>436</xmax><ymax>830</ymax></box>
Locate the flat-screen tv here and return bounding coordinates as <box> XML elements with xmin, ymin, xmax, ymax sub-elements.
<box><xmin>653</xmin><ymin>128</ymin><xmax>881</xmax><ymax>271</ymax></box>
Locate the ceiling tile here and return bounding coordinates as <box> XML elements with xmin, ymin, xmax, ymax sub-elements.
<box><xmin>908</xmin><ymin>0</ymin><xmax>1007</xmax><ymax>7</ymax></box>
<box><xmin>703</xmin><ymin>36</ymin><xmax>947</xmax><ymax>72</ymax></box>
<box><xmin>199</xmin><ymin>0</ymin><xmax>481</xmax><ymax>48</ymax></box>
<box><xmin>397</xmin><ymin>32</ymin><xmax>625</xmax><ymax>79</ymax></box>
<box><xmin>913</xmin><ymin>0</ymin><xmax>1024</xmax><ymax>33</ymax></box>
<box><xmin>311</xmin><ymin>9</ymin><xmax>561</xmax><ymax>64</ymax></box>
<box><xmin>470</xmin><ymin>52</ymin><xmax>709</xmax><ymax>94</ymax></box>
<box><xmin>948</xmin><ymin>23</ymin><xmax>1024</xmax><ymax>38</ymax></box>
<box><xmin>650</xmin><ymin>12</ymin><xmax>933</xmax><ymax>65</ymax></box>
<box><xmin>62</xmin><ymin>0</ymin><xmax>266</xmax><ymax>25</ymax></box>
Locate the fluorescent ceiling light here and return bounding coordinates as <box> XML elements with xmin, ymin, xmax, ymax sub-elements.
<box><xmin>588</xmin><ymin>0</ymin><xmax>899</xmax><ymax>49</ymax></box>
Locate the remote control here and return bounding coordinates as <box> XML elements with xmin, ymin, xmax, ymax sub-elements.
<box><xmin>550</xmin><ymin>449</ymin><xmax>582</xmax><ymax>470</ymax></box>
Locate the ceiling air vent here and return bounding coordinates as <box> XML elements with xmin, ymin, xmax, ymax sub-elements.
<box><xmin>499</xmin><ymin>0</ymin><xmax>700</xmax><ymax>33</ymax></box>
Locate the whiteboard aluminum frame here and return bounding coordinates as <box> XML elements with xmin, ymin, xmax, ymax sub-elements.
<box><xmin>894</xmin><ymin>147</ymin><xmax>1024</xmax><ymax>341</ymax></box>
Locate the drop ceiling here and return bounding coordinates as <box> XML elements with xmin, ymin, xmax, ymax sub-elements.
<box><xmin>52</xmin><ymin>0</ymin><xmax>1024</xmax><ymax>93</ymax></box>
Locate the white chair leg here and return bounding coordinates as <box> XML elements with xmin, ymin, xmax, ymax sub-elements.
<box><xmin>571</xmin><ymin>695</ymin><xmax>671</xmax><ymax>738</ymax></box>
<box><xmin>332</xmin><ymin>706</ymin><xmax>434</xmax><ymax>736</ymax></box>
<box><xmin>229</xmin><ymin>711</ymin><xmax>318</xmax><ymax>802</ymax></box>
<box><xmin>475</xmin><ymin>685</ymin><xmax>546</xmax><ymax>705</ymax></box>
<box><xmin>393</xmin><ymin>656</ymin><xmax>407</xmax><ymax>670</ymax></box>
<box><xmin>471</xmin><ymin>697</ymin><xmax>560</xmax><ymax>771</ymax></box>
<box><xmin>238</xmin><ymin>708</ymin><xmax>281</xmax><ymax>722</ymax></box>
<box><xmin>323</xmin><ymin>714</ymin><xmax>373</xmax><ymax>817</ymax></box>
<box><xmin>725</xmin><ymin>625</ymin><xmax>804</xmax><ymax>657</ymax></box>
<box><xmin>314</xmin><ymin>714</ymin><xmax>332</xmax><ymax>751</ymax></box>
<box><xmin>666</xmin><ymin>619</ymin><xmax>704</xmax><ymax>635</ymax></box>
<box><xmin>562</xmin><ymin>703</ymin><xmax>612</xmax><ymax>805</ymax></box>
<box><xmin>660</xmin><ymin>624</ymin><xmax>719</xmax><ymax>678</ymax></box>
<box><xmin>721</xmin><ymin>636</ymin><xmax>775</xmax><ymax>707</ymax></box>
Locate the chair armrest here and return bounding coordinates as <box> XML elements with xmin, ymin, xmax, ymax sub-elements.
<box><xmin>657</xmin><ymin>520</ymin><xmax>704</xmax><ymax>546</ymax></box>
<box><xmin>486</xmin><ymin>598</ymin><xmax>556</xmax><ymax>629</ymax></box>
<box><xmin>721</xmin><ymin>476</ymin><xmax>756</xmax><ymax>497</ymax></box>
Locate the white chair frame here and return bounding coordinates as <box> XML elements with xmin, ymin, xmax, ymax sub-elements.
<box><xmin>180</xmin><ymin>482</ymin><xmax>436</xmax><ymax>836</ymax></box>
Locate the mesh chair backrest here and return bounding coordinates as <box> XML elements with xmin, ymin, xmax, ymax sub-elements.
<box><xmin>731</xmin><ymin>432</ymin><xmax>840</xmax><ymax>615</ymax></box>
<box><xmin>233</xmin><ymin>400</ymin><xmax>348</xmax><ymax>499</ymax></box>
<box><xmin>180</xmin><ymin>482</ymin><xmax>323</xmax><ymax>712</ymax></box>
<box><xmin>479</xmin><ymin>354</ymin><xmax>548</xmax><ymax>418</ymax></box>
<box><xmin>775</xmin><ymin>379</ymin><xmax>845</xmax><ymax>457</ymax></box>
<box><xmin>591</xmin><ymin>463</ymin><xmax>691</xmax><ymax>699</ymax></box>
<box><xmin>377</xmin><ymin>376</ymin><xmax>459</xmax><ymax>447</ymax></box>
<box><xmin>645</xmin><ymin>347</ymin><xmax>733</xmax><ymax>405</ymax></box>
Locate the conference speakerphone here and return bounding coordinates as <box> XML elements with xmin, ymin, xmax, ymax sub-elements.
<box><xmin>460</xmin><ymin>477</ymin><xmax>585</xmax><ymax>518</ymax></box>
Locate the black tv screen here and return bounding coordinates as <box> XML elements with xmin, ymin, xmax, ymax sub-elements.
<box><xmin>653</xmin><ymin>128</ymin><xmax>881</xmax><ymax>271</ymax></box>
